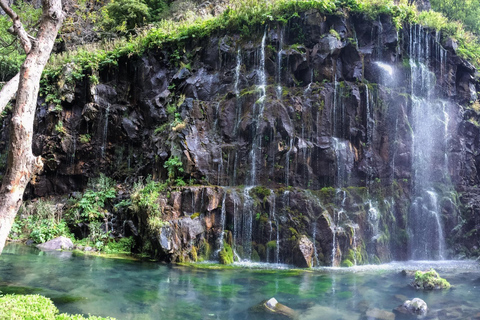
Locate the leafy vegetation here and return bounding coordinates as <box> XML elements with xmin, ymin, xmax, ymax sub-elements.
<box><xmin>67</xmin><ymin>174</ymin><xmax>116</xmax><ymax>223</ymax></box>
<box><xmin>418</xmin><ymin>10</ymin><xmax>480</xmax><ymax>66</ymax></box>
<box><xmin>130</xmin><ymin>176</ymin><xmax>167</xmax><ymax>216</ymax></box>
<box><xmin>0</xmin><ymin>0</ymin><xmax>41</xmax><ymax>81</ymax></box>
<box><xmin>10</xmin><ymin>200</ymin><xmax>72</xmax><ymax>244</ymax></box>
<box><xmin>0</xmin><ymin>294</ymin><xmax>114</xmax><ymax>320</ymax></box>
<box><xmin>35</xmin><ymin>0</ymin><xmax>480</xmax><ymax>110</ymax></box>
<box><xmin>430</xmin><ymin>0</ymin><xmax>480</xmax><ymax>36</ymax></box>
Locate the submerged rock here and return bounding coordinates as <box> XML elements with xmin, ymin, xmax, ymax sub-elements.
<box><xmin>364</xmin><ymin>308</ymin><xmax>395</xmax><ymax>320</ymax></box>
<box><xmin>250</xmin><ymin>297</ymin><xmax>298</xmax><ymax>319</ymax></box>
<box><xmin>36</xmin><ymin>236</ymin><xmax>74</xmax><ymax>251</ymax></box>
<box><xmin>394</xmin><ymin>297</ymin><xmax>428</xmax><ymax>318</ymax></box>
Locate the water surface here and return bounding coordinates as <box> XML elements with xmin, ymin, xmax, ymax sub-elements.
<box><xmin>1</xmin><ymin>244</ymin><xmax>479</xmax><ymax>319</ymax></box>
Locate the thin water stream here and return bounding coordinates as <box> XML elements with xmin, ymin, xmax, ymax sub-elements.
<box><xmin>1</xmin><ymin>244</ymin><xmax>479</xmax><ymax>320</ymax></box>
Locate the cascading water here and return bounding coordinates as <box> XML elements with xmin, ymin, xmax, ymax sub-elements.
<box><xmin>248</xmin><ymin>29</ymin><xmax>267</xmax><ymax>186</ymax></box>
<box><xmin>100</xmin><ymin>104</ymin><xmax>110</xmax><ymax>159</ymax></box>
<box><xmin>285</xmin><ymin>137</ymin><xmax>294</xmax><ymax>186</ymax></box>
<box><xmin>230</xmin><ymin>190</ymin><xmax>242</xmax><ymax>261</ymax></box>
<box><xmin>408</xmin><ymin>24</ymin><xmax>450</xmax><ymax>260</ymax></box>
<box><xmin>312</xmin><ymin>221</ymin><xmax>320</xmax><ymax>267</ymax></box>
<box><xmin>332</xmin><ymin>137</ymin><xmax>350</xmax><ymax>188</ymax></box>
<box><xmin>276</xmin><ymin>28</ymin><xmax>283</xmax><ymax>99</ymax></box>
<box><xmin>241</xmin><ymin>187</ymin><xmax>254</xmax><ymax>260</ymax></box>
<box><xmin>267</xmin><ymin>190</ymin><xmax>280</xmax><ymax>263</ymax></box>
<box><xmin>214</xmin><ymin>192</ymin><xmax>227</xmax><ymax>258</ymax></box>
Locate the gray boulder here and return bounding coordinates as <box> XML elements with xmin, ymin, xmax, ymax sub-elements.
<box><xmin>36</xmin><ymin>236</ymin><xmax>74</xmax><ymax>251</ymax></box>
<box><xmin>394</xmin><ymin>298</ymin><xmax>428</xmax><ymax>318</ymax></box>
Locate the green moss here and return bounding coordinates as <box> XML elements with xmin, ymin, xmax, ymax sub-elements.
<box><xmin>266</xmin><ymin>240</ymin><xmax>277</xmax><ymax>249</ymax></box>
<box><xmin>251</xmin><ymin>249</ymin><xmax>260</xmax><ymax>262</ymax></box>
<box><xmin>250</xmin><ymin>186</ymin><xmax>271</xmax><ymax>200</ymax></box>
<box><xmin>190</xmin><ymin>212</ymin><xmax>200</xmax><ymax>219</ymax></box>
<box><xmin>341</xmin><ymin>259</ymin><xmax>354</xmax><ymax>267</ymax></box>
<box><xmin>198</xmin><ymin>239</ymin><xmax>211</xmax><ymax>261</ymax></box>
<box><xmin>413</xmin><ymin>269</ymin><xmax>451</xmax><ymax>290</ymax></box>
<box><xmin>219</xmin><ymin>241</ymin><xmax>234</xmax><ymax>265</ymax></box>
<box><xmin>0</xmin><ymin>294</ymin><xmax>114</xmax><ymax>320</ymax></box>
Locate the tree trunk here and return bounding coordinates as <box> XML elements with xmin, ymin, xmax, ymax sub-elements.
<box><xmin>0</xmin><ymin>73</ymin><xmax>19</xmax><ymax>115</ymax></box>
<box><xmin>0</xmin><ymin>0</ymin><xmax>64</xmax><ymax>253</ymax></box>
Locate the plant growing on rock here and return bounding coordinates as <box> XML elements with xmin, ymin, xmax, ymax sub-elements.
<box><xmin>67</xmin><ymin>174</ymin><xmax>116</xmax><ymax>223</ymax></box>
<box><xmin>164</xmin><ymin>155</ymin><xmax>184</xmax><ymax>181</ymax></box>
<box><xmin>412</xmin><ymin>268</ymin><xmax>451</xmax><ymax>290</ymax></box>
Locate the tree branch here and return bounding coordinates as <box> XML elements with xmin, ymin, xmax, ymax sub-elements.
<box><xmin>0</xmin><ymin>73</ymin><xmax>19</xmax><ymax>115</ymax></box>
<box><xmin>0</xmin><ymin>0</ymin><xmax>32</xmax><ymax>54</ymax></box>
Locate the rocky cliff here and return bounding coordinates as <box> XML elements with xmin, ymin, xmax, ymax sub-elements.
<box><xmin>1</xmin><ymin>7</ymin><xmax>479</xmax><ymax>266</ymax></box>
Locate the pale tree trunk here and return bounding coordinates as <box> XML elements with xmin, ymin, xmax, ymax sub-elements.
<box><xmin>0</xmin><ymin>73</ymin><xmax>19</xmax><ymax>115</ymax></box>
<box><xmin>0</xmin><ymin>0</ymin><xmax>64</xmax><ymax>253</ymax></box>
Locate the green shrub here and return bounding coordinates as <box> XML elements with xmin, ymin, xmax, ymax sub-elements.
<box><xmin>10</xmin><ymin>199</ymin><xmax>72</xmax><ymax>244</ymax></box>
<box><xmin>164</xmin><ymin>155</ymin><xmax>184</xmax><ymax>180</ymax></box>
<box><xmin>0</xmin><ymin>294</ymin><xmax>115</xmax><ymax>320</ymax></box>
<box><xmin>104</xmin><ymin>237</ymin><xmax>135</xmax><ymax>254</ymax></box>
<box><xmin>101</xmin><ymin>0</ymin><xmax>151</xmax><ymax>32</ymax></box>
<box><xmin>130</xmin><ymin>176</ymin><xmax>167</xmax><ymax>216</ymax></box>
<box><xmin>67</xmin><ymin>174</ymin><xmax>116</xmax><ymax>223</ymax></box>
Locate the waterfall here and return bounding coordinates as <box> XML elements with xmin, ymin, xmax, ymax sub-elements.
<box><xmin>242</xmin><ymin>187</ymin><xmax>254</xmax><ymax>260</ymax></box>
<box><xmin>352</xmin><ymin>224</ymin><xmax>358</xmax><ymax>266</ymax></box>
<box><xmin>100</xmin><ymin>104</ymin><xmax>110</xmax><ymax>158</ymax></box>
<box><xmin>231</xmin><ymin>190</ymin><xmax>242</xmax><ymax>261</ymax></box>
<box><xmin>248</xmin><ymin>29</ymin><xmax>267</xmax><ymax>186</ymax></box>
<box><xmin>267</xmin><ymin>191</ymin><xmax>280</xmax><ymax>263</ymax></box>
<box><xmin>233</xmin><ymin>49</ymin><xmax>242</xmax><ymax>136</ymax></box>
<box><xmin>312</xmin><ymin>221</ymin><xmax>320</xmax><ymax>267</ymax></box>
<box><xmin>407</xmin><ymin>24</ymin><xmax>449</xmax><ymax>260</ymax></box>
<box><xmin>285</xmin><ymin>137</ymin><xmax>294</xmax><ymax>186</ymax></box>
<box><xmin>367</xmin><ymin>200</ymin><xmax>380</xmax><ymax>242</ymax></box>
<box><xmin>276</xmin><ymin>28</ymin><xmax>283</xmax><ymax>99</ymax></box>
<box><xmin>332</xmin><ymin>137</ymin><xmax>349</xmax><ymax>188</ymax></box>
<box><xmin>215</xmin><ymin>192</ymin><xmax>228</xmax><ymax>258</ymax></box>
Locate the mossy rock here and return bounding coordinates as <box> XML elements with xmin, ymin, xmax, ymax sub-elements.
<box><xmin>341</xmin><ymin>259</ymin><xmax>354</xmax><ymax>267</ymax></box>
<box><xmin>412</xmin><ymin>269</ymin><xmax>451</xmax><ymax>290</ymax></box>
<box><xmin>266</xmin><ymin>240</ymin><xmax>277</xmax><ymax>249</ymax></box>
<box><xmin>219</xmin><ymin>242</ymin><xmax>234</xmax><ymax>265</ymax></box>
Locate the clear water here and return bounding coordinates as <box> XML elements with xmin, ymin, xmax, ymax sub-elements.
<box><xmin>1</xmin><ymin>244</ymin><xmax>480</xmax><ymax>320</ymax></box>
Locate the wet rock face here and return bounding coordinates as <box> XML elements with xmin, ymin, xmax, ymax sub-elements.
<box><xmin>2</xmin><ymin>9</ymin><xmax>479</xmax><ymax>265</ymax></box>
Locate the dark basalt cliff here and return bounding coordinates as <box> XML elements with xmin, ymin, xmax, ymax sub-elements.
<box><xmin>1</xmin><ymin>9</ymin><xmax>480</xmax><ymax>266</ymax></box>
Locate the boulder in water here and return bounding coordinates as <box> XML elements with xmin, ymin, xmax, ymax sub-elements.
<box><xmin>250</xmin><ymin>297</ymin><xmax>298</xmax><ymax>319</ymax></box>
<box><xmin>393</xmin><ymin>297</ymin><xmax>428</xmax><ymax>318</ymax></box>
<box><xmin>411</xmin><ymin>269</ymin><xmax>451</xmax><ymax>290</ymax></box>
<box><xmin>36</xmin><ymin>236</ymin><xmax>74</xmax><ymax>251</ymax></box>
<box><xmin>364</xmin><ymin>307</ymin><xmax>395</xmax><ymax>320</ymax></box>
